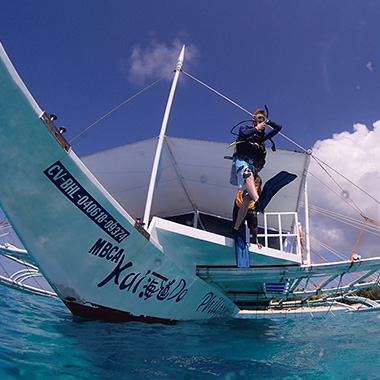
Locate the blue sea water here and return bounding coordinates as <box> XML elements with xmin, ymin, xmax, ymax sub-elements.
<box><xmin>0</xmin><ymin>285</ymin><xmax>379</xmax><ymax>380</ymax></box>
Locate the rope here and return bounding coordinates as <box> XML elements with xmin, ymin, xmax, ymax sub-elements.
<box><xmin>46</xmin><ymin>61</ymin><xmax>380</xmax><ymax>219</ymax></box>
<box><xmin>309</xmin><ymin>158</ymin><xmax>380</xmax><ymax>253</ymax></box>
<box><xmin>68</xmin><ymin>66</ymin><xmax>380</xmax><ymax>221</ymax></box>
<box><xmin>303</xmin><ymin>202</ymin><xmax>380</xmax><ymax>237</ymax></box>
<box><xmin>181</xmin><ymin>69</ymin><xmax>380</xmax><ymax>264</ymax></box>
<box><xmin>311</xmin><ymin>155</ymin><xmax>380</xmax><ymax>208</ymax></box>
<box><xmin>181</xmin><ymin>70</ymin><xmax>254</xmax><ymax>116</ymax></box>
<box><xmin>307</xmin><ymin>170</ymin><xmax>364</xmax><ymax>215</ymax></box>
<box><xmin>310</xmin><ymin>157</ymin><xmax>364</xmax><ymax>215</ymax></box>
<box><xmin>310</xmin><ymin>235</ymin><xmax>378</xmax><ymax>283</ymax></box>
<box><xmin>69</xmin><ymin>71</ymin><xmax>174</xmax><ymax>143</ymax></box>
<box><xmin>181</xmin><ymin>70</ymin><xmax>308</xmax><ymax>152</ymax></box>
<box><xmin>350</xmin><ymin>218</ymin><xmax>369</xmax><ymax>261</ymax></box>
<box><xmin>311</xmin><ymin>247</ymin><xmax>329</xmax><ymax>263</ymax></box>
<box><xmin>302</xmin><ymin>176</ymin><xmax>378</xmax><ymax>261</ymax></box>
<box><xmin>311</xmin><ymin>236</ymin><xmax>350</xmax><ymax>262</ymax></box>
<box><xmin>181</xmin><ymin>70</ymin><xmax>380</xmax><ymax>233</ymax></box>
<box><xmin>324</xmin><ymin>273</ymin><xmax>344</xmax><ymax>317</ymax></box>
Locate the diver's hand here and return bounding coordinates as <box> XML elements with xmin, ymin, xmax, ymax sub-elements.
<box><xmin>256</xmin><ymin>122</ymin><xmax>266</xmax><ymax>131</ymax></box>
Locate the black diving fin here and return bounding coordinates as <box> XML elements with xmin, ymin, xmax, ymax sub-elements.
<box><xmin>234</xmin><ymin>235</ymin><xmax>250</xmax><ymax>268</ymax></box>
<box><xmin>255</xmin><ymin>171</ymin><xmax>297</xmax><ymax>212</ymax></box>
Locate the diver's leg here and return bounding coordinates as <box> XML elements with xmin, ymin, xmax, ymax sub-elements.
<box><xmin>245</xmin><ymin>173</ymin><xmax>259</xmax><ymax>202</ymax></box>
<box><xmin>233</xmin><ymin>196</ymin><xmax>250</xmax><ymax>231</ymax></box>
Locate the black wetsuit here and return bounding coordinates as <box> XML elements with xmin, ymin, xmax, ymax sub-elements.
<box><xmin>235</xmin><ymin>120</ymin><xmax>282</xmax><ymax>169</ymax></box>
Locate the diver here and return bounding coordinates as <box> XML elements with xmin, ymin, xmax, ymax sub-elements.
<box><xmin>232</xmin><ymin>109</ymin><xmax>282</xmax><ymax>237</ymax></box>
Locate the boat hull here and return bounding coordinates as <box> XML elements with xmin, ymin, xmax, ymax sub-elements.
<box><xmin>0</xmin><ymin>43</ymin><xmax>239</xmax><ymax>323</ymax></box>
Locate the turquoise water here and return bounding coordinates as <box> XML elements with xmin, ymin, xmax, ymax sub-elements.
<box><xmin>0</xmin><ymin>285</ymin><xmax>379</xmax><ymax>380</ymax></box>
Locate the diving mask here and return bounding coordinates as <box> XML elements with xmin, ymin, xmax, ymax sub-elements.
<box><xmin>254</xmin><ymin>114</ymin><xmax>268</xmax><ymax>123</ymax></box>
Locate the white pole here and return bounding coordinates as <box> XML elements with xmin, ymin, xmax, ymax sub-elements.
<box><xmin>143</xmin><ymin>45</ymin><xmax>185</xmax><ymax>226</ymax></box>
<box><xmin>304</xmin><ymin>176</ymin><xmax>311</xmax><ymax>265</ymax></box>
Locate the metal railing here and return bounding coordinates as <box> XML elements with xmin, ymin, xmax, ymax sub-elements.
<box><xmin>255</xmin><ymin>212</ymin><xmax>302</xmax><ymax>256</ymax></box>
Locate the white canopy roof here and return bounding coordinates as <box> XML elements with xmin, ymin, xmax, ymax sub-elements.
<box><xmin>81</xmin><ymin>136</ymin><xmax>309</xmax><ymax>228</ymax></box>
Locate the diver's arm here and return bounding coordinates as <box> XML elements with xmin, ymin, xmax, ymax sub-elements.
<box><xmin>263</xmin><ymin>120</ymin><xmax>282</xmax><ymax>141</ymax></box>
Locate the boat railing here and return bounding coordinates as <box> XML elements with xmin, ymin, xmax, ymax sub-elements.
<box><xmin>256</xmin><ymin>212</ymin><xmax>302</xmax><ymax>256</ymax></box>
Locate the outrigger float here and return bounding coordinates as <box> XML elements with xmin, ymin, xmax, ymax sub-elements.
<box><xmin>1</xmin><ymin>43</ymin><xmax>380</xmax><ymax>323</ymax></box>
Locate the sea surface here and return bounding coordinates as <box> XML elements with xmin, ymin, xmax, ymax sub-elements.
<box><xmin>0</xmin><ymin>285</ymin><xmax>379</xmax><ymax>380</ymax></box>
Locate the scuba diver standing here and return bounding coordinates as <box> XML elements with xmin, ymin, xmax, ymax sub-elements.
<box><xmin>232</xmin><ymin>109</ymin><xmax>282</xmax><ymax>237</ymax></box>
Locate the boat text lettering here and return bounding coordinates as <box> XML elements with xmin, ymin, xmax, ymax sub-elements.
<box><xmin>44</xmin><ymin>161</ymin><xmax>130</xmax><ymax>243</ymax></box>
<box><xmin>196</xmin><ymin>292</ymin><xmax>231</xmax><ymax>317</ymax></box>
<box><xmin>96</xmin><ymin>253</ymin><xmax>188</xmax><ymax>303</ymax></box>
<box><xmin>89</xmin><ymin>238</ymin><xmax>124</xmax><ymax>263</ymax></box>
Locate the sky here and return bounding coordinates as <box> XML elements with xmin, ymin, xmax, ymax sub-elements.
<box><xmin>1</xmin><ymin>0</ymin><xmax>380</xmax><ymax>261</ymax></box>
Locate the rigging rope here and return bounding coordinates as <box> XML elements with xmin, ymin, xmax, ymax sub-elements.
<box><xmin>310</xmin><ymin>158</ymin><xmax>364</xmax><ymax>215</ymax></box>
<box><xmin>350</xmin><ymin>218</ymin><xmax>369</xmax><ymax>261</ymax></box>
<box><xmin>181</xmin><ymin>70</ymin><xmax>308</xmax><ymax>152</ymax></box>
<box><xmin>311</xmin><ymin>155</ymin><xmax>380</xmax><ymax>208</ymax></box>
<box><xmin>181</xmin><ymin>69</ymin><xmax>380</xmax><ymax>232</ymax></box>
<box><xmin>69</xmin><ymin>71</ymin><xmax>174</xmax><ymax>143</ymax></box>
<box><xmin>306</xmin><ymin>169</ymin><xmax>380</xmax><ymax>256</ymax></box>
<box><xmin>323</xmin><ymin>273</ymin><xmax>344</xmax><ymax>317</ymax></box>
<box><xmin>311</xmin><ymin>236</ymin><xmax>350</xmax><ymax>262</ymax></box>
<box><xmin>303</xmin><ymin>202</ymin><xmax>380</xmax><ymax>237</ymax></box>
<box><xmin>307</xmin><ymin>170</ymin><xmax>364</xmax><ymax>215</ymax></box>
<box><xmin>69</xmin><ymin>65</ymin><xmax>380</xmax><ymax>218</ymax></box>
<box><xmin>181</xmin><ymin>70</ymin><xmax>254</xmax><ymax>116</ymax></box>
<box><xmin>311</xmin><ymin>247</ymin><xmax>329</xmax><ymax>263</ymax></box>
<box><xmin>309</xmin><ymin>235</ymin><xmax>378</xmax><ymax>283</ymax></box>
<box><xmin>66</xmin><ymin>66</ymin><xmax>380</xmax><ymax>257</ymax></box>
<box><xmin>69</xmin><ymin>65</ymin><xmax>380</xmax><ymax>221</ymax></box>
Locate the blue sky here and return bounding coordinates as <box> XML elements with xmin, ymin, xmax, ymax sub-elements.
<box><xmin>1</xmin><ymin>1</ymin><xmax>379</xmax><ymax>156</ymax></box>
<box><xmin>1</xmin><ymin>1</ymin><xmax>380</xmax><ymax>259</ymax></box>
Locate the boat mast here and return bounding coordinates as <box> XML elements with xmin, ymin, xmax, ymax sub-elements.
<box><xmin>304</xmin><ymin>176</ymin><xmax>311</xmax><ymax>265</ymax></box>
<box><xmin>143</xmin><ymin>45</ymin><xmax>185</xmax><ymax>227</ymax></box>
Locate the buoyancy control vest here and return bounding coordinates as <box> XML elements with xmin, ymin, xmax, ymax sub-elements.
<box><xmin>234</xmin><ymin>133</ymin><xmax>267</xmax><ymax>172</ymax></box>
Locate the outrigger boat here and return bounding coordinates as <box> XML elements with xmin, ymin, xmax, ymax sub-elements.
<box><xmin>1</xmin><ymin>42</ymin><xmax>380</xmax><ymax>323</ymax></box>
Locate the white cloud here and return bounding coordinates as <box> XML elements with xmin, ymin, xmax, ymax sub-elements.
<box><xmin>125</xmin><ymin>39</ymin><xmax>199</xmax><ymax>85</ymax></box>
<box><xmin>307</xmin><ymin>120</ymin><xmax>380</xmax><ymax>258</ymax></box>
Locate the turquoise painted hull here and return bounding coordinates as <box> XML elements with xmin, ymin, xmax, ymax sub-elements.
<box><xmin>0</xmin><ymin>43</ymin><xmax>238</xmax><ymax>323</ymax></box>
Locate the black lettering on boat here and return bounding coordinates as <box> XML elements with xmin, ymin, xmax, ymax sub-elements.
<box><xmin>96</xmin><ymin>256</ymin><xmax>188</xmax><ymax>304</ymax></box>
<box><xmin>89</xmin><ymin>238</ymin><xmax>107</xmax><ymax>256</ymax></box>
<box><xmin>47</xmin><ymin>164</ymin><xmax>66</xmax><ymax>181</ymax></box>
<box><xmin>132</xmin><ymin>270</ymin><xmax>152</xmax><ymax>293</ymax></box>
<box><xmin>97</xmin><ymin>255</ymin><xmax>133</xmax><ymax>288</ymax></box>
<box><xmin>196</xmin><ymin>292</ymin><xmax>230</xmax><ymax>317</ymax></box>
<box><xmin>89</xmin><ymin>238</ymin><xmax>124</xmax><ymax>263</ymax></box>
<box><xmin>98</xmin><ymin>242</ymin><xmax>113</xmax><ymax>258</ymax></box>
<box><xmin>44</xmin><ymin>161</ymin><xmax>130</xmax><ymax>243</ymax></box>
<box><xmin>167</xmin><ymin>278</ymin><xmax>188</xmax><ymax>302</ymax></box>
<box><xmin>59</xmin><ymin>177</ymin><xmax>80</xmax><ymax>198</ymax></box>
<box><xmin>111</xmin><ymin>249</ymin><xmax>124</xmax><ymax>263</ymax></box>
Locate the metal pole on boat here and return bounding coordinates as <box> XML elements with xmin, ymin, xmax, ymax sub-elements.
<box><xmin>143</xmin><ymin>45</ymin><xmax>185</xmax><ymax>227</ymax></box>
<box><xmin>304</xmin><ymin>176</ymin><xmax>311</xmax><ymax>265</ymax></box>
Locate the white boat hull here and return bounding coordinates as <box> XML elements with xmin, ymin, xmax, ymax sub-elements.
<box><xmin>0</xmin><ymin>43</ymin><xmax>239</xmax><ymax>323</ymax></box>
